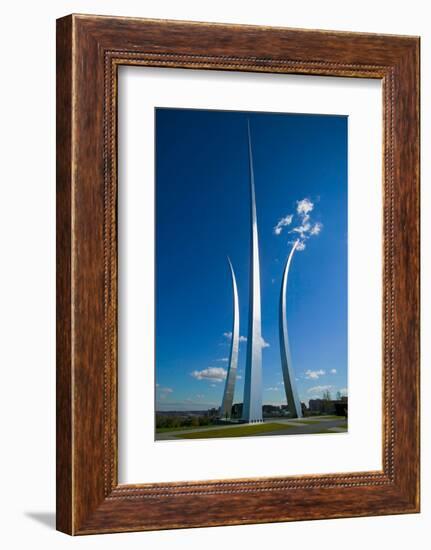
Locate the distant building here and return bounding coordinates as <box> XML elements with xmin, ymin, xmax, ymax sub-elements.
<box><xmin>309</xmin><ymin>397</ymin><xmax>348</xmax><ymax>416</ymax></box>
<box><xmin>208</xmin><ymin>407</ymin><xmax>220</xmax><ymax>418</ymax></box>
<box><xmin>263</xmin><ymin>404</ymin><xmax>280</xmax><ymax>417</ymax></box>
<box><xmin>231</xmin><ymin>403</ymin><xmax>243</xmax><ymax>419</ymax></box>
<box><xmin>333</xmin><ymin>398</ymin><xmax>348</xmax><ymax>417</ymax></box>
<box><xmin>308</xmin><ymin>399</ymin><xmax>326</xmax><ymax>413</ymax></box>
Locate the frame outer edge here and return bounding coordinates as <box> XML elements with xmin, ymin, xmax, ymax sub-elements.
<box><xmin>56</xmin><ymin>14</ymin><xmax>74</xmax><ymax>535</ymax></box>
<box><xmin>56</xmin><ymin>14</ymin><xmax>421</xmax><ymax>535</ymax></box>
<box><xmin>392</xmin><ymin>38</ymin><xmax>420</xmax><ymax>510</ymax></box>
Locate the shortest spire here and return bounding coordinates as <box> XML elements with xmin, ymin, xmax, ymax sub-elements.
<box><xmin>220</xmin><ymin>257</ymin><xmax>240</xmax><ymax>420</ymax></box>
<box><xmin>279</xmin><ymin>240</ymin><xmax>303</xmax><ymax>418</ymax></box>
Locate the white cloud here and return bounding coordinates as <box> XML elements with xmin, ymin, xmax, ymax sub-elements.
<box><xmin>216</xmin><ymin>357</ymin><xmax>229</xmax><ymax>362</ymax></box>
<box><xmin>156</xmin><ymin>386</ymin><xmax>173</xmax><ymax>394</ymax></box>
<box><xmin>225</xmin><ymin>335</ymin><xmax>264</xmax><ymax>346</ymax></box>
<box><xmin>296</xmin><ymin>198</ymin><xmax>314</xmax><ymax>215</ymax></box>
<box><xmin>156</xmin><ymin>386</ymin><xmax>173</xmax><ymax>400</ymax></box>
<box><xmin>296</xmin><ymin>240</ymin><xmax>306</xmax><ymax>251</ymax></box>
<box><xmin>260</xmin><ymin>336</ymin><xmax>270</xmax><ymax>348</ymax></box>
<box><xmin>224</xmin><ymin>332</ymin><xmax>247</xmax><ymax>343</ymax></box>
<box><xmin>273</xmin><ymin>214</ymin><xmax>293</xmax><ymax>235</ymax></box>
<box><xmin>292</xmin><ymin>222</ymin><xmax>311</xmax><ymax>237</ymax></box>
<box><xmin>307</xmin><ymin>384</ymin><xmax>334</xmax><ymax>394</ymax></box>
<box><xmin>190</xmin><ymin>367</ymin><xmax>227</xmax><ymax>382</ymax></box>
<box><xmin>338</xmin><ymin>388</ymin><xmax>348</xmax><ymax>395</ymax></box>
<box><xmin>330</xmin><ymin>368</ymin><xmax>337</xmax><ymax>374</ymax></box>
<box><xmin>305</xmin><ymin>369</ymin><xmax>325</xmax><ymax>380</ymax></box>
<box><xmin>276</xmin><ymin>197</ymin><xmax>323</xmax><ymax>252</ymax></box>
<box><xmin>196</xmin><ymin>394</ymin><xmax>205</xmax><ymax>399</ymax></box>
<box><xmin>265</xmin><ymin>387</ymin><xmax>279</xmax><ymax>392</ymax></box>
<box><xmin>310</xmin><ymin>222</ymin><xmax>323</xmax><ymax>235</ymax></box>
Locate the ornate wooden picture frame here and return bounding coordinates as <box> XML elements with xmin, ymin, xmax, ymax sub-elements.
<box><xmin>56</xmin><ymin>14</ymin><xmax>420</xmax><ymax>535</ymax></box>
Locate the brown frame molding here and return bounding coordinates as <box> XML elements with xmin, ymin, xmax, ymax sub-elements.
<box><xmin>56</xmin><ymin>14</ymin><xmax>420</xmax><ymax>535</ymax></box>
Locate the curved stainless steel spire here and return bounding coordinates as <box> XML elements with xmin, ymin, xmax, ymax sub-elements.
<box><xmin>279</xmin><ymin>240</ymin><xmax>303</xmax><ymax>418</ymax></box>
<box><xmin>242</xmin><ymin>120</ymin><xmax>263</xmax><ymax>423</ymax></box>
<box><xmin>220</xmin><ymin>258</ymin><xmax>240</xmax><ymax>420</ymax></box>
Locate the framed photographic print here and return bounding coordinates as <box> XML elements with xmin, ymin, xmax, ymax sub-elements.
<box><xmin>56</xmin><ymin>14</ymin><xmax>420</xmax><ymax>535</ymax></box>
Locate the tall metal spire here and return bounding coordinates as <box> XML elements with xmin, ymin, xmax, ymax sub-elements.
<box><xmin>242</xmin><ymin>120</ymin><xmax>263</xmax><ymax>423</ymax></box>
<box><xmin>220</xmin><ymin>257</ymin><xmax>240</xmax><ymax>420</ymax></box>
<box><xmin>279</xmin><ymin>240</ymin><xmax>303</xmax><ymax>418</ymax></box>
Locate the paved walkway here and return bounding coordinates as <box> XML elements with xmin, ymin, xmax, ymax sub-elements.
<box><xmin>156</xmin><ymin>416</ymin><xmax>347</xmax><ymax>441</ymax></box>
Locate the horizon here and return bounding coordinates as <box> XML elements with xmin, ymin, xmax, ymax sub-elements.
<box><xmin>156</xmin><ymin>395</ymin><xmax>348</xmax><ymax>414</ymax></box>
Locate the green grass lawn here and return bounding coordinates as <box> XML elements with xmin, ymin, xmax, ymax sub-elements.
<box><xmin>302</xmin><ymin>415</ymin><xmax>341</xmax><ymax>421</ymax></box>
<box><xmin>156</xmin><ymin>424</ymin><xmax>216</xmax><ymax>433</ymax></box>
<box><xmin>176</xmin><ymin>422</ymin><xmax>292</xmax><ymax>439</ymax></box>
<box><xmin>292</xmin><ymin>419</ymin><xmax>326</xmax><ymax>425</ymax></box>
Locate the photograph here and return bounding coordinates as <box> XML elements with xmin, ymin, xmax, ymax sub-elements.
<box><xmin>155</xmin><ymin>107</ymin><xmax>348</xmax><ymax>441</ymax></box>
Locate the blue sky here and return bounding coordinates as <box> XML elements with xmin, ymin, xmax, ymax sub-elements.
<box><xmin>155</xmin><ymin>108</ymin><xmax>347</xmax><ymax>411</ymax></box>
